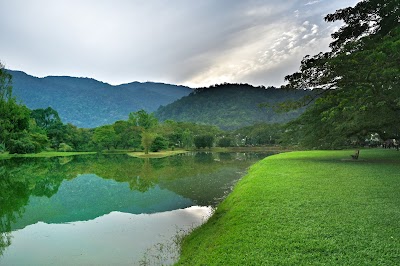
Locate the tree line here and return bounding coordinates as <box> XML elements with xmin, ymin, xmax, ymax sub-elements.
<box><xmin>2</xmin><ymin>63</ymin><xmax>289</xmax><ymax>154</ymax></box>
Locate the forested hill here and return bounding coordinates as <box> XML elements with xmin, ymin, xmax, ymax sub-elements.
<box><xmin>8</xmin><ymin>70</ymin><xmax>192</xmax><ymax>128</ymax></box>
<box><xmin>155</xmin><ymin>84</ymin><xmax>310</xmax><ymax>130</ymax></box>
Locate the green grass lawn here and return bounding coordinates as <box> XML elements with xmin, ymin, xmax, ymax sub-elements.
<box><xmin>177</xmin><ymin>149</ymin><xmax>400</xmax><ymax>265</ymax></box>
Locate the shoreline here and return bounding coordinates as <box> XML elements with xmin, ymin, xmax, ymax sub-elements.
<box><xmin>0</xmin><ymin>151</ymin><xmax>96</xmax><ymax>160</ymax></box>
<box><xmin>127</xmin><ymin>150</ymin><xmax>189</xmax><ymax>159</ymax></box>
<box><xmin>177</xmin><ymin>149</ymin><xmax>400</xmax><ymax>265</ymax></box>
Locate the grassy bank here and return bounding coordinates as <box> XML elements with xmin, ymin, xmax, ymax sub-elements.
<box><xmin>127</xmin><ymin>149</ymin><xmax>188</xmax><ymax>158</ymax></box>
<box><xmin>177</xmin><ymin>149</ymin><xmax>400</xmax><ymax>265</ymax></box>
<box><xmin>0</xmin><ymin>151</ymin><xmax>96</xmax><ymax>160</ymax></box>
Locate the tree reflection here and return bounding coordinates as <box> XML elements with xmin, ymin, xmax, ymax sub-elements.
<box><xmin>0</xmin><ymin>152</ymin><xmax>270</xmax><ymax>255</ymax></box>
<box><xmin>0</xmin><ymin>158</ymin><xmax>67</xmax><ymax>255</ymax></box>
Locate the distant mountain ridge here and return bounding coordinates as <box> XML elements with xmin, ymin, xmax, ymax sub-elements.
<box><xmin>155</xmin><ymin>83</ymin><xmax>310</xmax><ymax>130</ymax></box>
<box><xmin>8</xmin><ymin>70</ymin><xmax>192</xmax><ymax>128</ymax></box>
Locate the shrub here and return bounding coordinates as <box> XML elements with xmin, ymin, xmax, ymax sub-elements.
<box><xmin>194</xmin><ymin>134</ymin><xmax>214</xmax><ymax>149</ymax></box>
<box><xmin>217</xmin><ymin>137</ymin><xmax>233</xmax><ymax>147</ymax></box>
<box><xmin>8</xmin><ymin>138</ymin><xmax>37</xmax><ymax>154</ymax></box>
<box><xmin>59</xmin><ymin>143</ymin><xmax>73</xmax><ymax>152</ymax></box>
<box><xmin>0</xmin><ymin>143</ymin><xmax>6</xmax><ymax>153</ymax></box>
<box><xmin>150</xmin><ymin>136</ymin><xmax>169</xmax><ymax>152</ymax></box>
<box><xmin>7</xmin><ymin>132</ymin><xmax>47</xmax><ymax>154</ymax></box>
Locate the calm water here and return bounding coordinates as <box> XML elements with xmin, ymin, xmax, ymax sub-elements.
<box><xmin>0</xmin><ymin>152</ymin><xmax>269</xmax><ymax>265</ymax></box>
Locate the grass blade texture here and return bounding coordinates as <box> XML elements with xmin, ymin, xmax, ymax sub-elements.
<box><xmin>177</xmin><ymin>149</ymin><xmax>400</xmax><ymax>265</ymax></box>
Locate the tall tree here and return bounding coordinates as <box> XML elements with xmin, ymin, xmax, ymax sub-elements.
<box><xmin>0</xmin><ymin>62</ymin><xmax>34</xmax><ymax>153</ymax></box>
<box><xmin>141</xmin><ymin>131</ymin><xmax>157</xmax><ymax>154</ymax></box>
<box><xmin>129</xmin><ymin>110</ymin><xmax>159</xmax><ymax>153</ymax></box>
<box><xmin>128</xmin><ymin>109</ymin><xmax>158</xmax><ymax>130</ymax></box>
<box><xmin>30</xmin><ymin>107</ymin><xmax>67</xmax><ymax>150</ymax></box>
<box><xmin>31</xmin><ymin>107</ymin><xmax>62</xmax><ymax>130</ymax></box>
<box><xmin>0</xmin><ymin>63</ymin><xmax>12</xmax><ymax>103</ymax></box>
<box><xmin>113</xmin><ymin>120</ymin><xmax>141</xmax><ymax>150</ymax></box>
<box><xmin>283</xmin><ymin>0</ymin><xmax>400</xmax><ymax>148</ymax></box>
<box><xmin>182</xmin><ymin>129</ymin><xmax>194</xmax><ymax>149</ymax></box>
<box><xmin>194</xmin><ymin>134</ymin><xmax>214</xmax><ymax>149</ymax></box>
<box><xmin>92</xmin><ymin>125</ymin><xmax>118</xmax><ymax>150</ymax></box>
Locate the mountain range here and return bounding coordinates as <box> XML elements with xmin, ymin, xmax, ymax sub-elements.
<box><xmin>8</xmin><ymin>70</ymin><xmax>192</xmax><ymax>128</ymax></box>
<box><xmin>8</xmin><ymin>70</ymin><xmax>308</xmax><ymax>130</ymax></box>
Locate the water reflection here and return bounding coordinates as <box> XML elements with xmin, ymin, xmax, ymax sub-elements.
<box><xmin>0</xmin><ymin>152</ymin><xmax>269</xmax><ymax>262</ymax></box>
<box><xmin>2</xmin><ymin>207</ymin><xmax>213</xmax><ymax>265</ymax></box>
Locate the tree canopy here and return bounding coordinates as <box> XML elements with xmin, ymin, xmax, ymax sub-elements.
<box><xmin>0</xmin><ymin>62</ymin><xmax>41</xmax><ymax>153</ymax></box>
<box><xmin>283</xmin><ymin>0</ymin><xmax>400</xmax><ymax>148</ymax></box>
<box><xmin>128</xmin><ymin>109</ymin><xmax>158</xmax><ymax>130</ymax></box>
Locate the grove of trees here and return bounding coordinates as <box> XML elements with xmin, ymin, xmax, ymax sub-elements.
<box><xmin>282</xmin><ymin>0</ymin><xmax>400</xmax><ymax>149</ymax></box>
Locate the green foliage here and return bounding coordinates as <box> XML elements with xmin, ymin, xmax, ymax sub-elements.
<box><xmin>7</xmin><ymin>138</ymin><xmax>35</xmax><ymax>154</ymax></box>
<box><xmin>8</xmin><ymin>132</ymin><xmax>43</xmax><ymax>154</ymax></box>
<box><xmin>128</xmin><ymin>109</ymin><xmax>158</xmax><ymax>130</ymax></box>
<box><xmin>181</xmin><ymin>129</ymin><xmax>194</xmax><ymax>149</ymax></box>
<box><xmin>156</xmin><ymin>84</ymin><xmax>308</xmax><ymax>130</ymax></box>
<box><xmin>0</xmin><ymin>63</ymin><xmax>12</xmax><ymax>102</ymax></box>
<box><xmin>324</xmin><ymin>0</ymin><xmax>400</xmax><ymax>52</ymax></box>
<box><xmin>0</xmin><ymin>97</ymin><xmax>31</xmax><ymax>143</ymax></box>
<box><xmin>178</xmin><ymin>149</ymin><xmax>400</xmax><ymax>265</ymax></box>
<box><xmin>217</xmin><ymin>137</ymin><xmax>233</xmax><ymax>147</ymax></box>
<box><xmin>113</xmin><ymin>120</ymin><xmax>141</xmax><ymax>149</ymax></box>
<box><xmin>154</xmin><ymin>120</ymin><xmax>183</xmax><ymax>147</ymax></box>
<box><xmin>63</xmin><ymin>124</ymin><xmax>94</xmax><ymax>151</ymax></box>
<box><xmin>127</xmin><ymin>110</ymin><xmax>161</xmax><ymax>154</ymax></box>
<box><xmin>0</xmin><ymin>143</ymin><xmax>5</xmax><ymax>153</ymax></box>
<box><xmin>92</xmin><ymin>125</ymin><xmax>117</xmax><ymax>150</ymax></box>
<box><xmin>150</xmin><ymin>135</ymin><xmax>169</xmax><ymax>152</ymax></box>
<box><xmin>30</xmin><ymin>132</ymin><xmax>49</xmax><ymax>149</ymax></box>
<box><xmin>283</xmin><ymin>0</ymin><xmax>400</xmax><ymax>148</ymax></box>
<box><xmin>0</xmin><ymin>62</ymin><xmax>34</xmax><ymax>152</ymax></box>
<box><xmin>141</xmin><ymin>131</ymin><xmax>157</xmax><ymax>154</ymax></box>
<box><xmin>31</xmin><ymin>107</ymin><xmax>62</xmax><ymax>130</ymax></box>
<box><xmin>234</xmin><ymin>123</ymin><xmax>284</xmax><ymax>146</ymax></box>
<box><xmin>47</xmin><ymin>126</ymin><xmax>67</xmax><ymax>150</ymax></box>
<box><xmin>32</xmin><ymin>108</ymin><xmax>69</xmax><ymax>150</ymax></box>
<box><xmin>0</xmin><ymin>63</ymin><xmax>52</xmax><ymax>154</ymax></box>
<box><xmin>153</xmin><ymin>120</ymin><xmax>221</xmax><ymax>149</ymax></box>
<box><xmin>194</xmin><ymin>134</ymin><xmax>215</xmax><ymax>149</ymax></box>
<box><xmin>58</xmin><ymin>143</ymin><xmax>73</xmax><ymax>152</ymax></box>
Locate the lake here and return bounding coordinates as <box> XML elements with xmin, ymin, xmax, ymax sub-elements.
<box><xmin>0</xmin><ymin>152</ymin><xmax>269</xmax><ymax>265</ymax></box>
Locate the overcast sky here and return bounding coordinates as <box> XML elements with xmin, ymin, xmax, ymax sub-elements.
<box><xmin>0</xmin><ymin>0</ymin><xmax>359</xmax><ymax>88</ymax></box>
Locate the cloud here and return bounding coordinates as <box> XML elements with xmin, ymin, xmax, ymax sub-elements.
<box><xmin>0</xmin><ymin>0</ymin><xmax>361</xmax><ymax>87</ymax></box>
<box><xmin>305</xmin><ymin>1</ymin><xmax>321</xmax><ymax>6</ymax></box>
<box><xmin>180</xmin><ymin>1</ymin><xmax>349</xmax><ymax>87</ymax></box>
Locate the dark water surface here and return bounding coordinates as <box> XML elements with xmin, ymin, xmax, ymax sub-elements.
<box><xmin>0</xmin><ymin>152</ymin><xmax>269</xmax><ymax>265</ymax></box>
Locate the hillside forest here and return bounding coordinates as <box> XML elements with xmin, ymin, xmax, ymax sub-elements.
<box><xmin>1</xmin><ymin>67</ymin><xmax>285</xmax><ymax>154</ymax></box>
<box><xmin>8</xmin><ymin>70</ymin><xmax>192</xmax><ymax>128</ymax></box>
<box><xmin>155</xmin><ymin>83</ymin><xmax>309</xmax><ymax>130</ymax></box>
<box><xmin>0</xmin><ymin>67</ymin><xmax>306</xmax><ymax>154</ymax></box>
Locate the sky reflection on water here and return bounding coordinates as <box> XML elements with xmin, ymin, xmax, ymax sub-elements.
<box><xmin>2</xmin><ymin>207</ymin><xmax>212</xmax><ymax>265</ymax></box>
<box><xmin>0</xmin><ymin>152</ymin><xmax>269</xmax><ymax>265</ymax></box>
